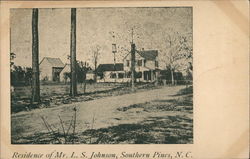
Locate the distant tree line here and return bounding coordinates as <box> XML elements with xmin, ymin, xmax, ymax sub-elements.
<box><xmin>11</xmin><ymin>63</ymin><xmax>92</xmax><ymax>87</ymax></box>
<box><xmin>11</xmin><ymin>65</ymin><xmax>32</xmax><ymax>86</ymax></box>
<box><xmin>159</xmin><ymin>68</ymin><xmax>192</xmax><ymax>85</ymax></box>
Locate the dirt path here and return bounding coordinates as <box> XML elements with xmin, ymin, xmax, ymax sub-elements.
<box><xmin>12</xmin><ymin>86</ymin><xmax>185</xmax><ymax>141</ymax></box>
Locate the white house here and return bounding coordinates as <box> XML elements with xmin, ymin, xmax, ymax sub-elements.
<box><xmin>95</xmin><ymin>49</ymin><xmax>159</xmax><ymax>83</ymax></box>
<box><xmin>123</xmin><ymin>49</ymin><xmax>159</xmax><ymax>82</ymax></box>
<box><xmin>39</xmin><ymin>57</ymin><xmax>64</xmax><ymax>82</ymax></box>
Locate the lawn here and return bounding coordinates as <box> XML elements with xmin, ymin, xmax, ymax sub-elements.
<box><xmin>11</xmin><ymin>82</ymin><xmax>159</xmax><ymax>113</ymax></box>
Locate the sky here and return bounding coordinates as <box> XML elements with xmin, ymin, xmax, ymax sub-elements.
<box><xmin>10</xmin><ymin>7</ymin><xmax>192</xmax><ymax>68</ymax></box>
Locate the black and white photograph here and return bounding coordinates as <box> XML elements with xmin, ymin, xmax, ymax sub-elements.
<box><xmin>10</xmin><ymin>7</ymin><xmax>193</xmax><ymax>144</ymax></box>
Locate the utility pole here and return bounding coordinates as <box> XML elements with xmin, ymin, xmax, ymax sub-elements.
<box><xmin>70</xmin><ymin>8</ymin><xmax>77</xmax><ymax>96</ymax></box>
<box><xmin>112</xmin><ymin>43</ymin><xmax>117</xmax><ymax>82</ymax></box>
<box><xmin>131</xmin><ymin>28</ymin><xmax>136</xmax><ymax>92</ymax></box>
<box><xmin>31</xmin><ymin>8</ymin><xmax>40</xmax><ymax>103</ymax></box>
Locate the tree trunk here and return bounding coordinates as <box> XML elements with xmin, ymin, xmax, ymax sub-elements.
<box><xmin>31</xmin><ymin>8</ymin><xmax>40</xmax><ymax>103</ymax></box>
<box><xmin>94</xmin><ymin>61</ymin><xmax>97</xmax><ymax>82</ymax></box>
<box><xmin>70</xmin><ymin>8</ymin><xmax>77</xmax><ymax>97</ymax></box>
<box><xmin>83</xmin><ymin>81</ymin><xmax>86</xmax><ymax>94</ymax></box>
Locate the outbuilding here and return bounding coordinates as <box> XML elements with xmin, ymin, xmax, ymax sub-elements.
<box><xmin>39</xmin><ymin>57</ymin><xmax>64</xmax><ymax>82</ymax></box>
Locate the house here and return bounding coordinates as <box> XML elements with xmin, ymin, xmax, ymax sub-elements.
<box><xmin>39</xmin><ymin>57</ymin><xmax>64</xmax><ymax>82</ymax></box>
<box><xmin>95</xmin><ymin>49</ymin><xmax>159</xmax><ymax>83</ymax></box>
<box><xmin>86</xmin><ymin>70</ymin><xmax>95</xmax><ymax>81</ymax></box>
<box><xmin>123</xmin><ymin>49</ymin><xmax>159</xmax><ymax>82</ymax></box>
<box><xmin>96</xmin><ymin>63</ymin><xmax>128</xmax><ymax>83</ymax></box>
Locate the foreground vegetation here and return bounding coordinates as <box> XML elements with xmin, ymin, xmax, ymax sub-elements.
<box><xmin>11</xmin><ymin>82</ymin><xmax>160</xmax><ymax>113</ymax></box>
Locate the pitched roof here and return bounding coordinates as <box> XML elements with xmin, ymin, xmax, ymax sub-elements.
<box><xmin>137</xmin><ymin>50</ymin><xmax>158</xmax><ymax>60</ymax></box>
<box><xmin>62</xmin><ymin>63</ymin><xmax>92</xmax><ymax>72</ymax></box>
<box><xmin>97</xmin><ymin>63</ymin><xmax>123</xmax><ymax>72</ymax></box>
<box><xmin>40</xmin><ymin>57</ymin><xmax>64</xmax><ymax>68</ymax></box>
<box><xmin>123</xmin><ymin>50</ymin><xmax>158</xmax><ymax>60</ymax></box>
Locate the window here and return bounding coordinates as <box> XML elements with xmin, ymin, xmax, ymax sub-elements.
<box><xmin>137</xmin><ymin>60</ymin><xmax>142</xmax><ymax>66</ymax></box>
<box><xmin>126</xmin><ymin>60</ymin><xmax>130</xmax><ymax>67</ymax></box>
<box><xmin>110</xmin><ymin>73</ymin><xmax>117</xmax><ymax>78</ymax></box>
<box><xmin>136</xmin><ymin>72</ymin><xmax>142</xmax><ymax>78</ymax></box>
<box><xmin>126</xmin><ymin>71</ymin><xmax>131</xmax><ymax>78</ymax></box>
<box><xmin>118</xmin><ymin>73</ymin><xmax>124</xmax><ymax>78</ymax></box>
<box><xmin>144</xmin><ymin>60</ymin><xmax>147</xmax><ymax>66</ymax></box>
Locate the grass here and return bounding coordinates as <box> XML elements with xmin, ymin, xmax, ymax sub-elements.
<box><xmin>11</xmin><ymin>82</ymin><xmax>158</xmax><ymax>114</ymax></box>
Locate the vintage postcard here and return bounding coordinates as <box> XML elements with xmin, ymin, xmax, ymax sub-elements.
<box><xmin>0</xmin><ymin>0</ymin><xmax>249</xmax><ymax>159</ymax></box>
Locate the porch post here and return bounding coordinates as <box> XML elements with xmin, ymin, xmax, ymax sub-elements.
<box><xmin>151</xmin><ymin>70</ymin><xmax>154</xmax><ymax>82</ymax></box>
<box><xmin>142</xmin><ymin>71</ymin><xmax>144</xmax><ymax>82</ymax></box>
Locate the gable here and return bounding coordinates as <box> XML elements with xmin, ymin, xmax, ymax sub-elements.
<box><xmin>40</xmin><ymin>57</ymin><xmax>64</xmax><ymax>68</ymax></box>
<box><xmin>123</xmin><ymin>50</ymin><xmax>158</xmax><ymax>61</ymax></box>
<box><xmin>61</xmin><ymin>64</ymin><xmax>70</xmax><ymax>73</ymax></box>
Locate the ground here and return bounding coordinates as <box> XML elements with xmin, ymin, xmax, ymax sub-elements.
<box><xmin>11</xmin><ymin>82</ymin><xmax>157</xmax><ymax>113</ymax></box>
<box><xmin>11</xmin><ymin>83</ymin><xmax>193</xmax><ymax>144</ymax></box>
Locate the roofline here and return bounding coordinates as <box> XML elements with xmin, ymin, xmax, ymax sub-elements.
<box><xmin>98</xmin><ymin>63</ymin><xmax>123</xmax><ymax>66</ymax></box>
<box><xmin>137</xmin><ymin>50</ymin><xmax>158</xmax><ymax>60</ymax></box>
<box><xmin>123</xmin><ymin>50</ymin><xmax>158</xmax><ymax>61</ymax></box>
<box><xmin>39</xmin><ymin>57</ymin><xmax>64</xmax><ymax>66</ymax></box>
<box><xmin>52</xmin><ymin>66</ymin><xmax>64</xmax><ymax>68</ymax></box>
<box><xmin>123</xmin><ymin>52</ymin><xmax>131</xmax><ymax>60</ymax></box>
<box><xmin>39</xmin><ymin>57</ymin><xmax>46</xmax><ymax>65</ymax></box>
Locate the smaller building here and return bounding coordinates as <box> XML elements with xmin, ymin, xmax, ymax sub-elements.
<box><xmin>40</xmin><ymin>57</ymin><xmax>64</xmax><ymax>82</ymax></box>
<box><xmin>96</xmin><ymin>63</ymin><xmax>128</xmax><ymax>83</ymax></box>
<box><xmin>86</xmin><ymin>70</ymin><xmax>95</xmax><ymax>81</ymax></box>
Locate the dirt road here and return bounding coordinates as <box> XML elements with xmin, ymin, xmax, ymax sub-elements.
<box><xmin>12</xmin><ymin>86</ymin><xmax>185</xmax><ymax>142</ymax></box>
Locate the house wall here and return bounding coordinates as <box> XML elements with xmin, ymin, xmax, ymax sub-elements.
<box><xmin>97</xmin><ymin>71</ymin><xmax>130</xmax><ymax>83</ymax></box>
<box><xmin>52</xmin><ymin>67</ymin><xmax>63</xmax><ymax>82</ymax></box>
<box><xmin>123</xmin><ymin>52</ymin><xmax>158</xmax><ymax>82</ymax></box>
<box><xmin>123</xmin><ymin>52</ymin><xmax>157</xmax><ymax>71</ymax></box>
<box><xmin>60</xmin><ymin>65</ymin><xmax>70</xmax><ymax>83</ymax></box>
<box><xmin>40</xmin><ymin>59</ymin><xmax>52</xmax><ymax>81</ymax></box>
<box><xmin>144</xmin><ymin>60</ymin><xmax>155</xmax><ymax>70</ymax></box>
<box><xmin>86</xmin><ymin>73</ymin><xmax>95</xmax><ymax>80</ymax></box>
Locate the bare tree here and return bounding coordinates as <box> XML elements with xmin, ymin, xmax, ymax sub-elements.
<box><xmin>179</xmin><ymin>33</ymin><xmax>193</xmax><ymax>76</ymax></box>
<box><xmin>31</xmin><ymin>8</ymin><xmax>40</xmax><ymax>103</ymax></box>
<box><xmin>91</xmin><ymin>45</ymin><xmax>101</xmax><ymax>82</ymax></box>
<box><xmin>163</xmin><ymin>31</ymin><xmax>193</xmax><ymax>85</ymax></box>
<box><xmin>163</xmin><ymin>32</ymin><xmax>180</xmax><ymax>85</ymax></box>
<box><xmin>10</xmin><ymin>27</ymin><xmax>16</xmax><ymax>69</ymax></box>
